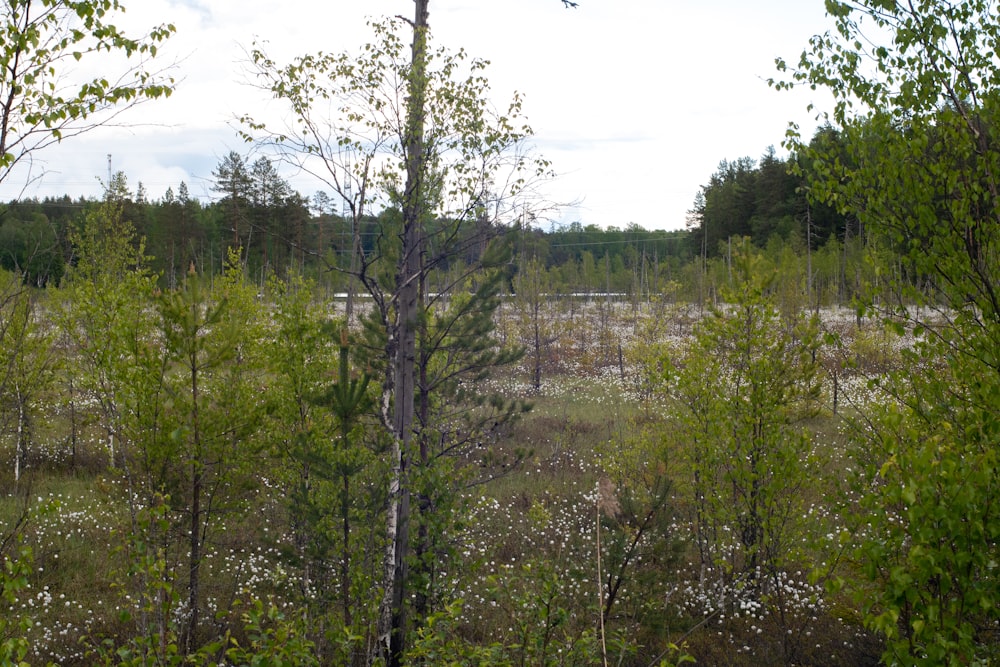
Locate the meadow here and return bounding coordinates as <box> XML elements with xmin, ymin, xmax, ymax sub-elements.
<box><xmin>0</xmin><ymin>293</ymin><xmax>909</xmax><ymax>666</ymax></box>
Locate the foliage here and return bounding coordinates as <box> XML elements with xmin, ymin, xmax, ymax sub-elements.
<box><xmin>481</xmin><ymin>530</ymin><xmax>608</xmax><ymax>666</ymax></box>
<box><xmin>0</xmin><ymin>0</ymin><xmax>175</xmax><ymax>185</ymax></box>
<box><xmin>146</xmin><ymin>181</ymin><xmax>209</xmax><ymax>288</ymax></box>
<box><xmin>776</xmin><ymin>0</ymin><xmax>1000</xmax><ymax>663</ymax></box>
<box><xmin>686</xmin><ymin>147</ymin><xmax>850</xmax><ymax>259</ymax></box>
<box><xmin>776</xmin><ymin>0</ymin><xmax>1000</xmax><ymax>320</ymax></box>
<box><xmin>594</xmin><ymin>416</ymin><xmax>682</xmax><ymax>637</ymax></box>
<box><xmin>221</xmin><ymin>598</ymin><xmax>319</xmax><ymax>667</ymax></box>
<box><xmin>243</xmin><ymin>18</ymin><xmax>550</xmax><ymax>232</ymax></box>
<box><xmin>404</xmin><ymin>601</ymin><xmax>511</xmax><ymax>667</ymax></box>
<box><xmin>208</xmin><ymin>152</ymin><xmax>309</xmax><ymax>278</ymax></box>
<box><xmin>0</xmin><ymin>185</ymin><xmax>868</xmax><ymax>309</ymax></box>
<box><xmin>0</xmin><ymin>288</ymin><xmax>891</xmax><ymax>665</ymax></box>
<box><xmin>659</xmin><ymin>243</ymin><xmax>824</xmax><ymax>605</ymax></box>
<box><xmin>850</xmin><ymin>337</ymin><xmax>1000</xmax><ymax>665</ymax></box>
<box><xmin>90</xmin><ymin>506</ymin><xmax>320</xmax><ymax>666</ymax></box>
<box><xmin>0</xmin><ymin>274</ymin><xmax>56</xmax><ymax>482</ymax></box>
<box><xmin>264</xmin><ymin>271</ymin><xmax>383</xmax><ymax>660</ymax></box>
<box><xmin>0</xmin><ymin>209</ymin><xmax>63</xmax><ymax>286</ymax></box>
<box><xmin>4</xmin><ymin>4</ymin><xmax>984</xmax><ymax>665</ymax></box>
<box><xmin>53</xmin><ymin>175</ymin><xmax>161</xmax><ymax>469</ymax></box>
<box><xmin>0</xmin><ymin>542</ymin><xmax>32</xmax><ymax>666</ymax></box>
<box><xmin>245</xmin><ymin>15</ymin><xmax>549</xmax><ymax>665</ymax></box>
<box><xmin>156</xmin><ymin>255</ymin><xmax>268</xmax><ymax>652</ymax></box>
<box><xmin>87</xmin><ymin>496</ymin><xmax>183</xmax><ymax>666</ymax></box>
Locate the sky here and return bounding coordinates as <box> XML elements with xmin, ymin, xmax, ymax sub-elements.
<box><xmin>0</xmin><ymin>0</ymin><xmax>837</xmax><ymax>231</ymax></box>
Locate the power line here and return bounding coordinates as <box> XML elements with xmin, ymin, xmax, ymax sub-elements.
<box><xmin>548</xmin><ymin>235</ymin><xmax>687</xmax><ymax>248</ymax></box>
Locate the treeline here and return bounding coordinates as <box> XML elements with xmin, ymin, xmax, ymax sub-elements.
<box><xmin>688</xmin><ymin>138</ymin><xmax>854</xmax><ymax>255</ymax></box>
<box><xmin>1</xmin><ymin>130</ymin><xmax>884</xmax><ymax>308</ymax></box>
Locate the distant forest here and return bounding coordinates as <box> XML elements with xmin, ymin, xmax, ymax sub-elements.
<box><xmin>1</xmin><ymin>129</ymin><xmax>871</xmax><ymax>306</ymax></box>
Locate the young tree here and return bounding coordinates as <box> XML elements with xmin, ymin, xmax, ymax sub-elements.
<box><xmin>776</xmin><ymin>1</ymin><xmax>1000</xmax><ymax>663</ymax></box>
<box><xmin>244</xmin><ymin>9</ymin><xmax>549</xmax><ymax>664</ymax></box>
<box><xmin>513</xmin><ymin>254</ymin><xmax>561</xmax><ymax>392</ymax></box>
<box><xmin>156</xmin><ymin>259</ymin><xmax>266</xmax><ymax>653</ymax></box>
<box><xmin>594</xmin><ymin>419</ymin><xmax>681</xmax><ymax>636</ymax></box>
<box><xmin>660</xmin><ymin>245</ymin><xmax>823</xmax><ymax>607</ymax></box>
<box><xmin>0</xmin><ymin>0</ymin><xmax>175</xmax><ymax>188</ymax></box>
<box><xmin>0</xmin><ymin>284</ymin><xmax>56</xmax><ymax>483</ymax></box>
<box><xmin>263</xmin><ymin>273</ymin><xmax>380</xmax><ymax>655</ymax></box>
<box><xmin>54</xmin><ymin>173</ymin><xmax>159</xmax><ymax>470</ymax></box>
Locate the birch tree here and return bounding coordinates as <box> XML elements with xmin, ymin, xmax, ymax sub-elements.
<box><xmin>0</xmin><ymin>0</ymin><xmax>175</xmax><ymax>188</ymax></box>
<box><xmin>661</xmin><ymin>245</ymin><xmax>823</xmax><ymax>604</ymax></box>
<box><xmin>776</xmin><ymin>1</ymin><xmax>1000</xmax><ymax>662</ymax></box>
<box><xmin>54</xmin><ymin>173</ymin><xmax>159</xmax><ymax>470</ymax></box>
<box><xmin>0</xmin><ymin>284</ymin><xmax>55</xmax><ymax>483</ymax></box>
<box><xmin>243</xmin><ymin>6</ymin><xmax>550</xmax><ymax>664</ymax></box>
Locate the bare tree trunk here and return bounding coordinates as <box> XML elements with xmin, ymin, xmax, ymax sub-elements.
<box><xmin>182</xmin><ymin>351</ymin><xmax>203</xmax><ymax>656</ymax></box>
<box><xmin>806</xmin><ymin>203</ymin><xmax>815</xmax><ymax>312</ymax></box>
<box><xmin>69</xmin><ymin>376</ymin><xmax>77</xmax><ymax>470</ymax></box>
<box><xmin>532</xmin><ymin>299</ymin><xmax>542</xmax><ymax>391</ymax></box>
<box><xmin>346</xmin><ymin>216</ymin><xmax>361</xmax><ymax>323</ymax></box>
<box><xmin>185</xmin><ymin>462</ymin><xmax>202</xmax><ymax>654</ymax></box>
<box><xmin>14</xmin><ymin>380</ymin><xmax>25</xmax><ymax>482</ymax></box>
<box><xmin>374</xmin><ymin>3</ymin><xmax>429</xmax><ymax>666</ymax></box>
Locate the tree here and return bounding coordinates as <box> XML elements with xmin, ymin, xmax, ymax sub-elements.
<box><xmin>660</xmin><ymin>245</ymin><xmax>823</xmax><ymax>612</ymax></box>
<box><xmin>148</xmin><ymin>181</ymin><xmax>205</xmax><ymax>287</ymax></box>
<box><xmin>513</xmin><ymin>254</ymin><xmax>560</xmax><ymax>392</ymax></box>
<box><xmin>776</xmin><ymin>1</ymin><xmax>1000</xmax><ymax>663</ymax></box>
<box><xmin>594</xmin><ymin>419</ymin><xmax>681</xmax><ymax>642</ymax></box>
<box><xmin>54</xmin><ymin>173</ymin><xmax>158</xmax><ymax>470</ymax></box>
<box><xmin>211</xmin><ymin>151</ymin><xmax>252</xmax><ymax>251</ymax></box>
<box><xmin>248</xmin><ymin>156</ymin><xmax>292</xmax><ymax>271</ymax></box>
<box><xmin>0</xmin><ymin>204</ymin><xmax>64</xmax><ymax>286</ymax></box>
<box><xmin>315</xmin><ymin>327</ymin><xmax>376</xmax><ymax>650</ymax></box>
<box><xmin>156</xmin><ymin>259</ymin><xmax>266</xmax><ymax>653</ymax></box>
<box><xmin>262</xmin><ymin>273</ymin><xmax>379</xmax><ymax>659</ymax></box>
<box><xmin>244</xmin><ymin>8</ymin><xmax>549</xmax><ymax>665</ymax></box>
<box><xmin>0</xmin><ymin>0</ymin><xmax>175</xmax><ymax>188</ymax></box>
<box><xmin>752</xmin><ymin>146</ymin><xmax>802</xmax><ymax>244</ymax></box>
<box><xmin>0</xmin><ymin>283</ymin><xmax>55</xmax><ymax>483</ymax></box>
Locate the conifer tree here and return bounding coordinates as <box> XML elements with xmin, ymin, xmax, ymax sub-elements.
<box><xmin>155</xmin><ymin>258</ymin><xmax>266</xmax><ymax>652</ymax></box>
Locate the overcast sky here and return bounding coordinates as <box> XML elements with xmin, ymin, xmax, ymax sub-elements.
<box><xmin>1</xmin><ymin>0</ymin><xmax>836</xmax><ymax>231</ymax></box>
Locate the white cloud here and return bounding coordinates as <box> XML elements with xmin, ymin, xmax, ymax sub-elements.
<box><xmin>1</xmin><ymin>0</ymin><xmax>835</xmax><ymax>230</ymax></box>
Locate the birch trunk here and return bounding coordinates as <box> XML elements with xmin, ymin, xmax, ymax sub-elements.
<box><xmin>14</xmin><ymin>380</ymin><xmax>24</xmax><ymax>482</ymax></box>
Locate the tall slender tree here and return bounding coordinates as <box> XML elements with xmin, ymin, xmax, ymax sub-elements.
<box><xmin>243</xmin><ymin>5</ymin><xmax>568</xmax><ymax>665</ymax></box>
<box><xmin>376</xmin><ymin>4</ymin><xmax>430</xmax><ymax>662</ymax></box>
<box><xmin>212</xmin><ymin>151</ymin><xmax>252</xmax><ymax>251</ymax></box>
<box><xmin>156</xmin><ymin>260</ymin><xmax>266</xmax><ymax>653</ymax></box>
